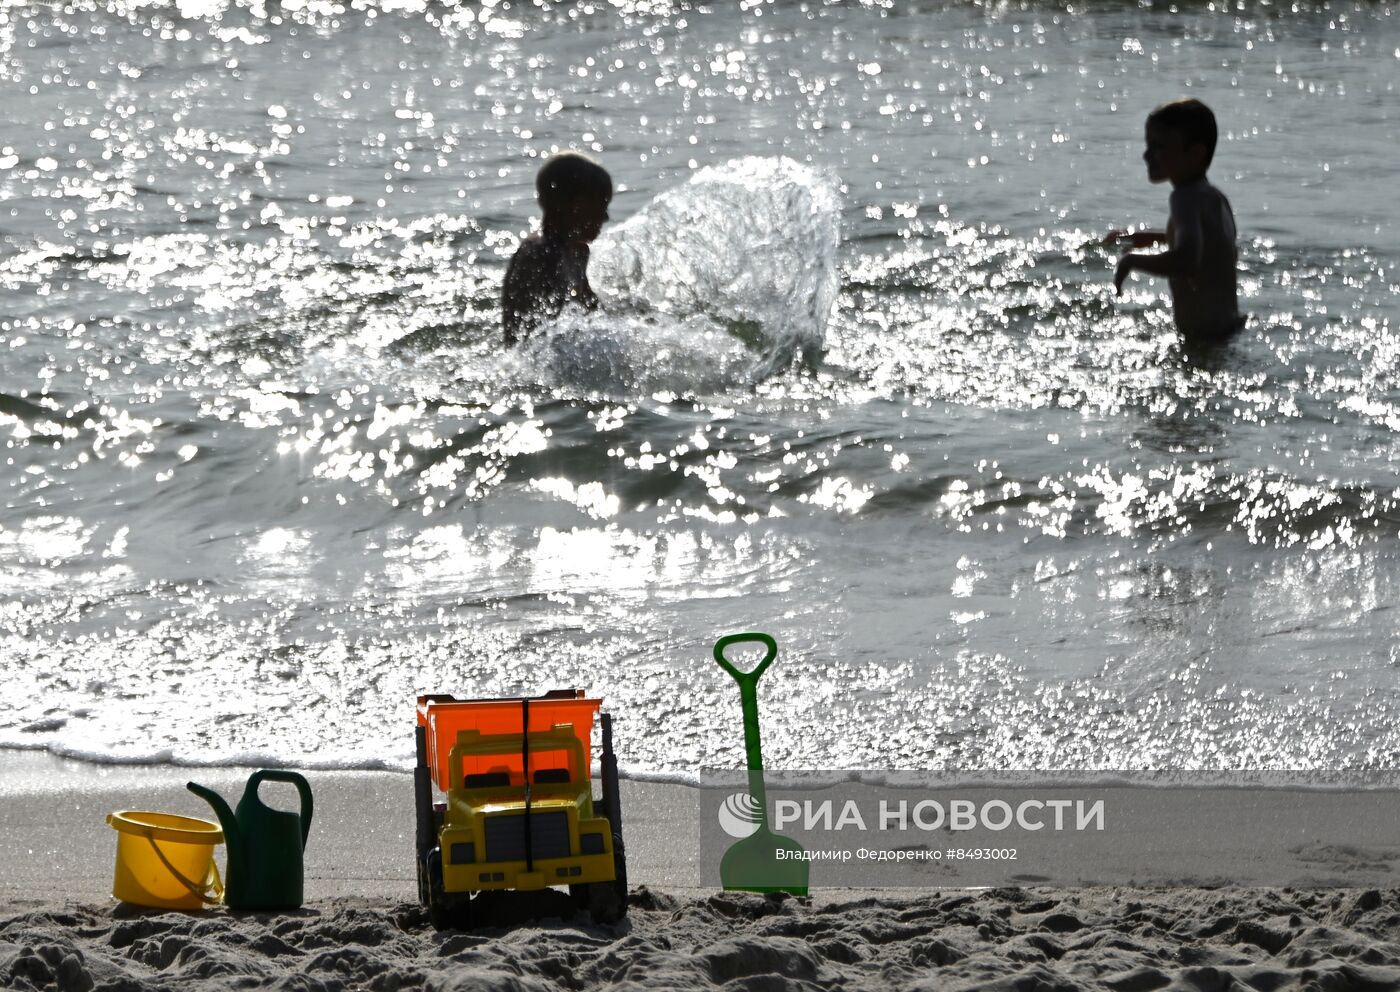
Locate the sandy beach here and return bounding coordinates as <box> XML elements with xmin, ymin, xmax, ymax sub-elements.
<box><xmin>5</xmin><ymin>753</ymin><xmax>1400</xmax><ymax>991</ymax></box>
<box><xmin>7</xmin><ymin>885</ymin><xmax>1400</xmax><ymax>992</ymax></box>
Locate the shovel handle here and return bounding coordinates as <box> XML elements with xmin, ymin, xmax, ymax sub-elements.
<box><xmin>713</xmin><ymin>633</ymin><xmax>778</xmax><ymax>688</ymax></box>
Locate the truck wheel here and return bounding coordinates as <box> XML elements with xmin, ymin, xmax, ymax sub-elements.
<box><xmin>417</xmin><ymin>804</ymin><xmax>447</xmax><ymax>907</ymax></box>
<box><xmin>426</xmin><ymin>848</ymin><xmax>470</xmax><ymax>931</ymax></box>
<box><xmin>572</xmin><ymin>832</ymin><xmax>628</xmax><ymax>925</ymax></box>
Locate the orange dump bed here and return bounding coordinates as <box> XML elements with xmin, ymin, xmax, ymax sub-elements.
<box><xmin>417</xmin><ymin>692</ymin><xmax>601</xmax><ymax>792</ymax></box>
<box><xmin>454</xmin><ymin>731</ymin><xmax>585</xmax><ymax>791</ymax></box>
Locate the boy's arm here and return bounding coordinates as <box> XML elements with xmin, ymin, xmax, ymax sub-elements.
<box><xmin>575</xmin><ymin>282</ymin><xmax>601</xmax><ymax>311</ymax></box>
<box><xmin>501</xmin><ymin>247</ymin><xmax>530</xmax><ymax>345</ymax></box>
<box><xmin>1113</xmin><ymin>188</ymin><xmax>1203</xmax><ymax>294</ymax></box>
<box><xmin>571</xmin><ymin>243</ymin><xmax>601</xmax><ymax>312</ymax></box>
<box><xmin>501</xmin><ymin>292</ymin><xmax>523</xmax><ymax>347</ymax></box>
<box><xmin>1101</xmin><ymin>228</ymin><xmax>1167</xmax><ymax>249</ymax></box>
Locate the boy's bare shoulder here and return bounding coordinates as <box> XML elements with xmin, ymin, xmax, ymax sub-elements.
<box><xmin>506</xmin><ymin>232</ymin><xmax>564</xmax><ymax>275</ymax></box>
<box><xmin>1168</xmin><ymin>177</ymin><xmax>1227</xmax><ymax>214</ymax></box>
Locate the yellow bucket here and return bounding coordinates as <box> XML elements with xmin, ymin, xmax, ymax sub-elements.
<box><xmin>106</xmin><ymin>810</ymin><xmax>224</xmax><ymax>910</ymax></box>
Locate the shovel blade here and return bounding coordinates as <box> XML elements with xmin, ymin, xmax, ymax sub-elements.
<box><xmin>720</xmin><ymin>827</ymin><xmax>809</xmax><ymax>896</ymax></box>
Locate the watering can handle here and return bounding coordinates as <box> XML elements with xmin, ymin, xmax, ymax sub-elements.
<box><xmin>713</xmin><ymin>632</ymin><xmax>778</xmax><ymax>688</ymax></box>
<box><xmin>249</xmin><ymin>770</ymin><xmax>314</xmax><ymax>851</ymax></box>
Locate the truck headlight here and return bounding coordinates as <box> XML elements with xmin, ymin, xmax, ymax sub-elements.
<box><xmin>580</xmin><ymin>833</ymin><xmax>605</xmax><ymax>855</ymax></box>
<box><xmin>450</xmin><ymin>842</ymin><xmax>476</xmax><ymax>864</ymax></box>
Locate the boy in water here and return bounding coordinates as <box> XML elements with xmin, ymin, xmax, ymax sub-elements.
<box><xmin>1106</xmin><ymin>99</ymin><xmax>1243</xmax><ymax>341</ymax></box>
<box><xmin>501</xmin><ymin>151</ymin><xmax>612</xmax><ymax>345</ymax></box>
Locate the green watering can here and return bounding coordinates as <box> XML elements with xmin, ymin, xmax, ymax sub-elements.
<box><xmin>187</xmin><ymin>770</ymin><xmax>313</xmax><ymax>910</ymax></box>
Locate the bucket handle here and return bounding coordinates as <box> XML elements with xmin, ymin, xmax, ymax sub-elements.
<box><xmin>144</xmin><ymin>832</ymin><xmax>224</xmax><ymax>905</ymax></box>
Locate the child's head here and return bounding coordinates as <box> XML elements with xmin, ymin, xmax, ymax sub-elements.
<box><xmin>536</xmin><ymin>151</ymin><xmax>612</xmax><ymax>242</ymax></box>
<box><xmin>1143</xmin><ymin>99</ymin><xmax>1217</xmax><ymax>185</ymax></box>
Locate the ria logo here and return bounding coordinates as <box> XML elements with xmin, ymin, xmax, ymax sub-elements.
<box><xmin>717</xmin><ymin>792</ymin><xmax>763</xmax><ymax>839</ymax></box>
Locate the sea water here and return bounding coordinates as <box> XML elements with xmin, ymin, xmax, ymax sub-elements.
<box><xmin>2</xmin><ymin>0</ymin><xmax>1399</xmax><ymax>776</ymax></box>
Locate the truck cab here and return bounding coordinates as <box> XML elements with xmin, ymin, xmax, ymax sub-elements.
<box><xmin>415</xmin><ymin>690</ymin><xmax>626</xmax><ymax>928</ymax></box>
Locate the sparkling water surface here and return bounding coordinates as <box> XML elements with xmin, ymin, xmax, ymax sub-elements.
<box><xmin>3</xmin><ymin>0</ymin><xmax>1400</xmax><ymax>775</ymax></box>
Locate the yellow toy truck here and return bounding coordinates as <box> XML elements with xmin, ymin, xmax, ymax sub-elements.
<box><xmin>413</xmin><ymin>690</ymin><xmax>627</xmax><ymax>929</ymax></box>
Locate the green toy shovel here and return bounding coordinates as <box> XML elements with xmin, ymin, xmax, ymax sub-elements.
<box><xmin>714</xmin><ymin>632</ymin><xmax>809</xmax><ymax>895</ymax></box>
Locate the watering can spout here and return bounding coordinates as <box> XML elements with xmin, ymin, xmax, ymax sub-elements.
<box><xmin>186</xmin><ymin>781</ymin><xmax>243</xmax><ymax>892</ymax></box>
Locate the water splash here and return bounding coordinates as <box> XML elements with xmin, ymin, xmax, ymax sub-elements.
<box><xmin>583</xmin><ymin>156</ymin><xmax>842</xmax><ymax>386</ymax></box>
<box><xmin>517</xmin><ymin>311</ymin><xmax>758</xmax><ymax>397</ymax></box>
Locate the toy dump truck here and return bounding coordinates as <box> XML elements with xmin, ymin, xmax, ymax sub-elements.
<box><xmin>414</xmin><ymin>690</ymin><xmax>626</xmax><ymax>929</ymax></box>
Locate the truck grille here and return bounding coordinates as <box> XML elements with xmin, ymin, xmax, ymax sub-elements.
<box><xmin>484</xmin><ymin>811</ymin><xmax>570</xmax><ymax>862</ymax></box>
